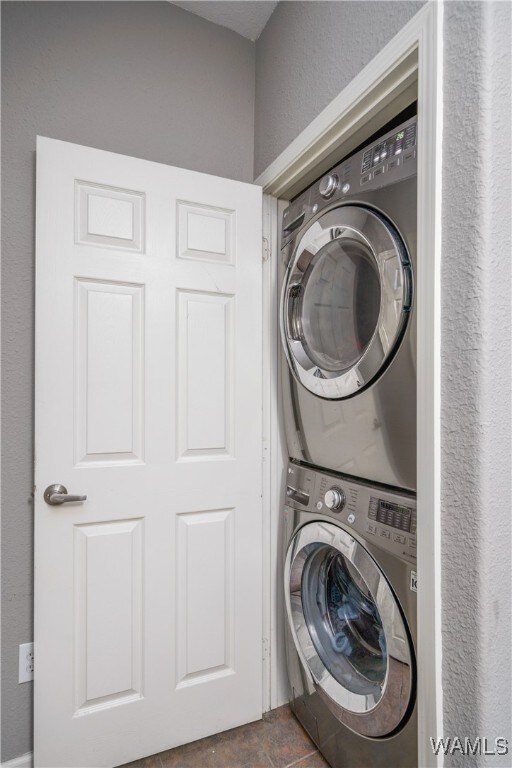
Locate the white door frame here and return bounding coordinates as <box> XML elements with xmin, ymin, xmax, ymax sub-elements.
<box><xmin>258</xmin><ymin>3</ymin><xmax>443</xmax><ymax>766</ymax></box>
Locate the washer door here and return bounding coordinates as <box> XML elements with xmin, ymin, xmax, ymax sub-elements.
<box><xmin>281</xmin><ymin>205</ymin><xmax>412</xmax><ymax>399</ymax></box>
<box><xmin>285</xmin><ymin>521</ymin><xmax>414</xmax><ymax>738</ymax></box>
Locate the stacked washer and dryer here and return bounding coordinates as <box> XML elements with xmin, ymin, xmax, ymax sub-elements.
<box><xmin>280</xmin><ymin>116</ymin><xmax>418</xmax><ymax>767</ymax></box>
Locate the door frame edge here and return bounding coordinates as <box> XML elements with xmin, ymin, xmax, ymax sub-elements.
<box><xmin>262</xmin><ymin>193</ymin><xmax>288</xmax><ymax>712</ymax></box>
<box><xmin>257</xmin><ymin>3</ymin><xmax>444</xmax><ymax>764</ymax></box>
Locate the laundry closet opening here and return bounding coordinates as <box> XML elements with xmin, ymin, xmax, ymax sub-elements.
<box><xmin>259</xmin><ymin>10</ymin><xmax>443</xmax><ymax>764</ymax></box>
<box><xmin>275</xmin><ymin>99</ymin><xmax>418</xmax><ymax>767</ymax></box>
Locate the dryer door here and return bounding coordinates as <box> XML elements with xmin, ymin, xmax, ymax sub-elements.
<box><xmin>284</xmin><ymin>520</ymin><xmax>414</xmax><ymax>738</ymax></box>
<box><xmin>281</xmin><ymin>205</ymin><xmax>412</xmax><ymax>399</ymax></box>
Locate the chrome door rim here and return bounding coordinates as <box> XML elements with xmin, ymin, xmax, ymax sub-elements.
<box><xmin>284</xmin><ymin>520</ymin><xmax>414</xmax><ymax>738</ymax></box>
<box><xmin>280</xmin><ymin>205</ymin><xmax>412</xmax><ymax>400</ymax></box>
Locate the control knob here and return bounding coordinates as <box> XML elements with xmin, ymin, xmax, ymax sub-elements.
<box><xmin>324</xmin><ymin>487</ymin><xmax>346</xmax><ymax>511</ymax></box>
<box><xmin>319</xmin><ymin>174</ymin><xmax>339</xmax><ymax>199</ymax></box>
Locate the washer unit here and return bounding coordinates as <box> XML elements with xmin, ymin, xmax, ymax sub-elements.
<box><xmin>280</xmin><ymin>116</ymin><xmax>417</xmax><ymax>491</ymax></box>
<box><xmin>284</xmin><ymin>461</ymin><xmax>417</xmax><ymax>768</ymax></box>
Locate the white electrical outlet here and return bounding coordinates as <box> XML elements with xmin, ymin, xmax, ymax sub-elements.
<box><xmin>18</xmin><ymin>642</ymin><xmax>34</xmax><ymax>683</ymax></box>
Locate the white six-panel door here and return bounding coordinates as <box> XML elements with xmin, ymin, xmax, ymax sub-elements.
<box><xmin>35</xmin><ymin>137</ymin><xmax>263</xmax><ymax>767</ymax></box>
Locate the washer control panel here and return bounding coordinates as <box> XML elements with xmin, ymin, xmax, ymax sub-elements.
<box><xmin>286</xmin><ymin>461</ymin><xmax>416</xmax><ymax>563</ymax></box>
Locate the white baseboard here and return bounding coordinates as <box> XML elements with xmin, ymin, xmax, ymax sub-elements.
<box><xmin>1</xmin><ymin>753</ymin><xmax>33</xmax><ymax>768</ymax></box>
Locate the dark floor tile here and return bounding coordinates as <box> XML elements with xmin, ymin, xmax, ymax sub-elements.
<box><xmin>236</xmin><ymin>705</ymin><xmax>316</xmax><ymax>768</ymax></box>
<box><xmin>287</xmin><ymin>750</ymin><xmax>330</xmax><ymax>768</ymax></box>
<box><xmin>159</xmin><ymin>721</ymin><xmax>270</xmax><ymax>768</ymax></box>
<box><xmin>239</xmin><ymin>750</ymin><xmax>274</xmax><ymax>768</ymax></box>
<box><xmin>262</xmin><ymin>706</ymin><xmax>288</xmax><ymax>725</ymax></box>
<box><xmin>121</xmin><ymin>705</ymin><xmax>318</xmax><ymax>768</ymax></box>
<box><xmin>261</xmin><ymin>706</ymin><xmax>316</xmax><ymax>768</ymax></box>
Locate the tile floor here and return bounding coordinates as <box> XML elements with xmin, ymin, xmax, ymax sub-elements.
<box><xmin>121</xmin><ymin>705</ymin><xmax>329</xmax><ymax>768</ymax></box>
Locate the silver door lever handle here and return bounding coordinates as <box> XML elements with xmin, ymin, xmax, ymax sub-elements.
<box><xmin>44</xmin><ymin>484</ymin><xmax>87</xmax><ymax>506</ymax></box>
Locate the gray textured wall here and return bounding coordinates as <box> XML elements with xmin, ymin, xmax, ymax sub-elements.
<box><xmin>441</xmin><ymin>2</ymin><xmax>511</xmax><ymax>765</ymax></box>
<box><xmin>1</xmin><ymin>2</ymin><xmax>255</xmax><ymax>760</ymax></box>
<box><xmin>254</xmin><ymin>0</ymin><xmax>425</xmax><ymax>177</ymax></box>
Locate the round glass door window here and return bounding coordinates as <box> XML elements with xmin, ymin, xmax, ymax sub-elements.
<box><xmin>285</xmin><ymin>521</ymin><xmax>414</xmax><ymax>738</ymax></box>
<box><xmin>281</xmin><ymin>205</ymin><xmax>412</xmax><ymax>399</ymax></box>
<box><xmin>302</xmin><ymin>547</ymin><xmax>387</xmax><ymax>697</ymax></box>
<box><xmin>300</xmin><ymin>237</ymin><xmax>381</xmax><ymax>373</ymax></box>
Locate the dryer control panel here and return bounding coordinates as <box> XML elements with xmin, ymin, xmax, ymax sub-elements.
<box><xmin>281</xmin><ymin>115</ymin><xmax>417</xmax><ymax>249</ymax></box>
<box><xmin>360</xmin><ymin>121</ymin><xmax>417</xmax><ymax>179</ymax></box>
<box><xmin>286</xmin><ymin>461</ymin><xmax>417</xmax><ymax>563</ymax></box>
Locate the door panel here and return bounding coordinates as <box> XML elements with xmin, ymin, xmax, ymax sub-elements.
<box><xmin>75</xmin><ymin>279</ymin><xmax>145</xmax><ymax>464</ymax></box>
<box><xmin>176</xmin><ymin>290</ymin><xmax>234</xmax><ymax>459</ymax></box>
<box><xmin>175</xmin><ymin>508</ymin><xmax>234</xmax><ymax>685</ymax></box>
<box><xmin>177</xmin><ymin>201</ymin><xmax>234</xmax><ymax>264</ymax></box>
<box><xmin>75</xmin><ymin>180</ymin><xmax>145</xmax><ymax>252</ymax></box>
<box><xmin>74</xmin><ymin>519</ymin><xmax>144</xmax><ymax>712</ymax></box>
<box><xmin>35</xmin><ymin>137</ymin><xmax>262</xmax><ymax>768</ymax></box>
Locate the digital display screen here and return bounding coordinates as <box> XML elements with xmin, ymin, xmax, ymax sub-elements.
<box><xmin>368</xmin><ymin>498</ymin><xmax>413</xmax><ymax>532</ymax></box>
<box><xmin>361</xmin><ymin>123</ymin><xmax>416</xmax><ymax>174</ymax></box>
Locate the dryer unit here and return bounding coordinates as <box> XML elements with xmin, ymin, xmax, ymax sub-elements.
<box><xmin>284</xmin><ymin>461</ymin><xmax>417</xmax><ymax>768</ymax></box>
<box><xmin>280</xmin><ymin>117</ymin><xmax>417</xmax><ymax>491</ymax></box>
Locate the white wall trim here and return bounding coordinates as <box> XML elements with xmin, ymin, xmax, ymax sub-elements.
<box><xmin>262</xmin><ymin>193</ymin><xmax>289</xmax><ymax>712</ymax></box>
<box><xmin>256</xmin><ymin>3</ymin><xmax>443</xmax><ymax>766</ymax></box>
<box><xmin>262</xmin><ymin>195</ymin><xmax>288</xmax><ymax>711</ymax></box>
<box><xmin>415</xmin><ymin>4</ymin><xmax>444</xmax><ymax>766</ymax></box>
<box><xmin>261</xmin><ymin>192</ymin><xmax>277</xmax><ymax>712</ymax></box>
<box><xmin>1</xmin><ymin>753</ymin><xmax>33</xmax><ymax>768</ymax></box>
